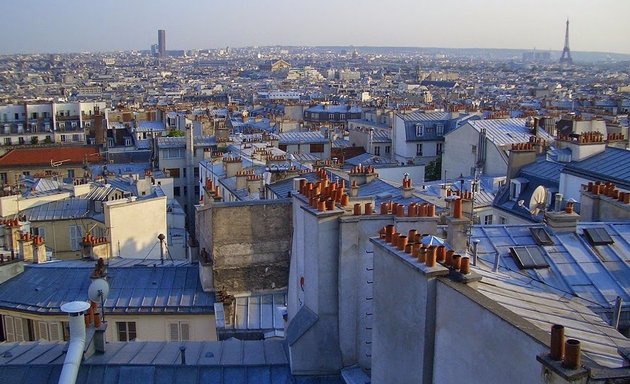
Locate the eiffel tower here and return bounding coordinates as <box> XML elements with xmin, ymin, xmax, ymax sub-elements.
<box><xmin>559</xmin><ymin>19</ymin><xmax>573</xmax><ymax>65</ymax></box>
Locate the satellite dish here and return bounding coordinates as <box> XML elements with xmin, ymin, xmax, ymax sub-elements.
<box><xmin>88</xmin><ymin>278</ymin><xmax>110</xmax><ymax>302</ymax></box>
<box><xmin>529</xmin><ymin>186</ymin><xmax>547</xmax><ymax>215</ymax></box>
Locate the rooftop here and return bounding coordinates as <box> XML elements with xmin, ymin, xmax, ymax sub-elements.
<box><xmin>0</xmin><ymin>146</ymin><xmax>102</xmax><ymax>167</ymax></box>
<box><xmin>0</xmin><ymin>339</ymin><xmax>342</xmax><ymax>384</ymax></box>
<box><xmin>0</xmin><ymin>259</ymin><xmax>214</xmax><ymax>315</ymax></box>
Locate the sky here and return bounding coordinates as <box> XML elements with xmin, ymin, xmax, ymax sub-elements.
<box><xmin>1</xmin><ymin>0</ymin><xmax>629</xmax><ymax>55</ymax></box>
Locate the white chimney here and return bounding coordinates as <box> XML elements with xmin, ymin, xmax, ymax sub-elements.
<box><xmin>58</xmin><ymin>301</ymin><xmax>91</xmax><ymax>384</ymax></box>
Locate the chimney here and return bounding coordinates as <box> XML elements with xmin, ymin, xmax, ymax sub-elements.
<box><xmin>506</xmin><ymin>142</ymin><xmax>536</xmax><ymax>184</ymax></box>
<box><xmin>19</xmin><ymin>232</ymin><xmax>34</xmax><ymax>263</ymax></box>
<box><xmin>58</xmin><ymin>301</ymin><xmax>91</xmax><ymax>384</ymax></box>
<box><xmin>544</xmin><ymin>204</ymin><xmax>579</xmax><ymax>234</ymax></box>
<box><xmin>400</xmin><ymin>174</ymin><xmax>414</xmax><ymax>198</ymax></box>
<box><xmin>5</xmin><ymin>220</ymin><xmax>22</xmax><ymax>256</ymax></box>
<box><xmin>348</xmin><ymin>165</ymin><xmax>377</xmax><ymax>186</ymax></box>
<box><xmin>446</xmin><ymin>197</ymin><xmax>468</xmax><ymax>253</ymax></box>
<box><xmin>235</xmin><ymin>170</ymin><xmax>251</xmax><ymax>190</ymax></box>
<box><xmin>223</xmin><ymin>157</ymin><xmax>243</xmax><ymax>178</ymax></box>
<box><xmin>33</xmin><ymin>236</ymin><xmax>47</xmax><ymax>263</ymax></box>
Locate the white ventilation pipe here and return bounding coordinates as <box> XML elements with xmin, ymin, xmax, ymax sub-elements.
<box><xmin>58</xmin><ymin>301</ymin><xmax>90</xmax><ymax>384</ymax></box>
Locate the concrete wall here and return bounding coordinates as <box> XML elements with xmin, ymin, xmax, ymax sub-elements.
<box><xmin>443</xmin><ymin>123</ymin><xmax>479</xmax><ymax>180</ymax></box>
<box><xmin>376</xmin><ymin>165</ymin><xmax>425</xmax><ymax>186</ymax></box>
<box><xmin>371</xmin><ymin>238</ymin><xmax>448</xmax><ymax>384</ymax></box>
<box><xmin>580</xmin><ymin>190</ymin><xmax>630</xmax><ymax>222</ymax></box>
<box><xmin>197</xmin><ymin>200</ymin><xmax>292</xmax><ymax>293</ymax></box>
<box><xmin>433</xmin><ymin>280</ymin><xmax>549</xmax><ymax>384</ymax></box>
<box><xmin>0</xmin><ymin>261</ymin><xmax>23</xmax><ymax>284</ymax></box>
<box><xmin>105</xmin><ymin>196</ymin><xmax>168</xmax><ymax>259</ymax></box>
<box><xmin>338</xmin><ymin>216</ymin><xmax>390</xmax><ymax>369</ymax></box>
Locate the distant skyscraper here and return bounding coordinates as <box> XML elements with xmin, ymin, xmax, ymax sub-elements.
<box><xmin>559</xmin><ymin>19</ymin><xmax>573</xmax><ymax>65</ymax></box>
<box><xmin>158</xmin><ymin>29</ymin><xmax>166</xmax><ymax>58</ymax></box>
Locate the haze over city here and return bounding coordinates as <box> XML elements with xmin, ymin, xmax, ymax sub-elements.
<box><xmin>2</xmin><ymin>0</ymin><xmax>630</xmax><ymax>54</ymax></box>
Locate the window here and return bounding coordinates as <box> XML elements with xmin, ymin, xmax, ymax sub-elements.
<box><xmin>72</xmin><ymin>134</ymin><xmax>80</xmax><ymax>142</ymax></box>
<box><xmin>14</xmin><ymin>113</ymin><xmax>19</xmax><ymax>120</ymax></box>
<box><xmin>437</xmin><ymin>143</ymin><xmax>443</xmax><ymax>155</ymax></box>
<box><xmin>194</xmin><ymin>167</ymin><xmax>199</xmax><ymax>178</ymax></box>
<box><xmin>310</xmin><ymin>144</ymin><xmax>324</xmax><ymax>153</ymax></box>
<box><xmin>436</xmin><ymin>124</ymin><xmax>444</xmax><ymax>135</ymax></box>
<box><xmin>374</xmin><ymin>146</ymin><xmax>381</xmax><ymax>156</ymax></box>
<box><xmin>124</xmin><ymin>137</ymin><xmax>132</xmax><ymax>146</ymax></box>
<box><xmin>510</xmin><ymin>246</ymin><xmax>549</xmax><ymax>269</ymax></box>
<box><xmin>38</xmin><ymin>321</ymin><xmax>62</xmax><ymax>341</ymax></box>
<box><xmin>18</xmin><ymin>137</ymin><xmax>25</xmax><ymax>144</ymax></box>
<box><xmin>310</xmin><ymin>112</ymin><xmax>319</xmax><ymax>119</ymax></box>
<box><xmin>416</xmin><ymin>143</ymin><xmax>423</xmax><ymax>156</ymax></box>
<box><xmin>169</xmin><ymin>322</ymin><xmax>190</xmax><ymax>341</ymax></box>
<box><xmin>71</xmin><ymin>121</ymin><xmax>77</xmax><ymax>128</ymax></box>
<box><xmin>32</xmin><ymin>227</ymin><xmax>46</xmax><ymax>241</ymax></box>
<box><xmin>59</xmin><ymin>122</ymin><xmax>65</xmax><ymax>129</ymax></box>
<box><xmin>583</xmin><ymin>228</ymin><xmax>614</xmax><ymax>246</ymax></box>
<box><xmin>60</xmin><ymin>135</ymin><xmax>67</xmax><ymax>142</ymax></box>
<box><xmin>385</xmin><ymin>146</ymin><xmax>390</xmax><ymax>154</ymax></box>
<box><xmin>0</xmin><ymin>173</ymin><xmax>7</xmax><ymax>184</ymax></box>
<box><xmin>183</xmin><ymin>186</ymin><xmax>188</xmax><ymax>196</ymax></box>
<box><xmin>471</xmin><ymin>145</ymin><xmax>477</xmax><ymax>154</ymax></box>
<box><xmin>117</xmin><ymin>321</ymin><xmax>137</xmax><ymax>341</ymax></box>
<box><xmin>164</xmin><ymin>148</ymin><xmax>185</xmax><ymax>159</ymax></box>
<box><xmin>530</xmin><ymin>227</ymin><xmax>554</xmax><ymax>246</ymax></box>
<box><xmin>3</xmin><ymin>138</ymin><xmax>10</xmax><ymax>145</ymax></box>
<box><xmin>499</xmin><ymin>216</ymin><xmax>507</xmax><ymax>224</ymax></box>
<box><xmin>69</xmin><ymin>225</ymin><xmax>81</xmax><ymax>251</ymax></box>
<box><xmin>484</xmin><ymin>215</ymin><xmax>493</xmax><ymax>225</ymax></box>
<box><xmin>415</xmin><ymin>123</ymin><xmax>424</xmax><ymax>136</ymax></box>
<box><xmin>174</xmin><ymin>187</ymin><xmax>181</xmax><ymax>196</ymax></box>
<box><xmin>182</xmin><ymin>168</ymin><xmax>187</xmax><ymax>178</ymax></box>
<box><xmin>166</xmin><ymin>168</ymin><xmax>180</xmax><ymax>178</ymax></box>
<box><xmin>278</xmin><ymin>144</ymin><xmax>287</xmax><ymax>152</ymax></box>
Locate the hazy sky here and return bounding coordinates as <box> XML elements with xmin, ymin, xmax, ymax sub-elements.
<box><xmin>1</xmin><ymin>0</ymin><xmax>629</xmax><ymax>54</ymax></box>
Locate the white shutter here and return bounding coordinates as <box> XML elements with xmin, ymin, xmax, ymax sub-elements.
<box><xmin>38</xmin><ymin>321</ymin><xmax>49</xmax><ymax>341</ymax></box>
<box><xmin>14</xmin><ymin>318</ymin><xmax>24</xmax><ymax>342</ymax></box>
<box><xmin>4</xmin><ymin>316</ymin><xmax>15</xmax><ymax>342</ymax></box>
<box><xmin>49</xmin><ymin>322</ymin><xmax>61</xmax><ymax>341</ymax></box>
<box><xmin>180</xmin><ymin>323</ymin><xmax>190</xmax><ymax>341</ymax></box>
<box><xmin>169</xmin><ymin>323</ymin><xmax>179</xmax><ymax>341</ymax></box>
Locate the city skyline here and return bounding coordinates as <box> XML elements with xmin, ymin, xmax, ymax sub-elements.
<box><xmin>1</xmin><ymin>0</ymin><xmax>629</xmax><ymax>55</ymax></box>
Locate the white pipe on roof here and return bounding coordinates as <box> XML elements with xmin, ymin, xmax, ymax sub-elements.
<box><xmin>58</xmin><ymin>301</ymin><xmax>90</xmax><ymax>384</ymax></box>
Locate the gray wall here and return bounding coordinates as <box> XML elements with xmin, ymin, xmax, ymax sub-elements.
<box><xmin>196</xmin><ymin>200</ymin><xmax>292</xmax><ymax>293</ymax></box>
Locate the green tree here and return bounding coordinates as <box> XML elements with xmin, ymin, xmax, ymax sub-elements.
<box><xmin>167</xmin><ymin>129</ymin><xmax>185</xmax><ymax>137</ymax></box>
<box><xmin>424</xmin><ymin>156</ymin><xmax>442</xmax><ymax>181</ymax></box>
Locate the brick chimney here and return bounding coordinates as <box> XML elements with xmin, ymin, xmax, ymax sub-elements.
<box><xmin>400</xmin><ymin>174</ymin><xmax>414</xmax><ymax>199</ymax></box>
<box><xmin>19</xmin><ymin>232</ymin><xmax>34</xmax><ymax>262</ymax></box>
<box><xmin>507</xmin><ymin>142</ymin><xmax>536</xmax><ymax>184</ymax></box>
<box><xmin>222</xmin><ymin>156</ymin><xmax>243</xmax><ymax>178</ymax></box>
<box><xmin>544</xmin><ymin>201</ymin><xmax>579</xmax><ymax>233</ymax></box>
<box><xmin>446</xmin><ymin>196</ymin><xmax>469</xmax><ymax>253</ymax></box>
<box><xmin>33</xmin><ymin>236</ymin><xmax>47</xmax><ymax>263</ymax></box>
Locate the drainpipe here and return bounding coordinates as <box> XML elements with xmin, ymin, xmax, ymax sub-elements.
<box><xmin>58</xmin><ymin>301</ymin><xmax>91</xmax><ymax>384</ymax></box>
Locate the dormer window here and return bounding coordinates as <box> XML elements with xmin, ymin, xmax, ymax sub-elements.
<box><xmin>509</xmin><ymin>178</ymin><xmax>528</xmax><ymax>201</ymax></box>
<box><xmin>436</xmin><ymin>124</ymin><xmax>444</xmax><ymax>135</ymax></box>
<box><xmin>415</xmin><ymin>123</ymin><xmax>424</xmax><ymax>136</ymax></box>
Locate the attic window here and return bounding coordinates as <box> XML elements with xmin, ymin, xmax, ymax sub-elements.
<box><xmin>510</xmin><ymin>246</ymin><xmax>549</xmax><ymax>269</ymax></box>
<box><xmin>530</xmin><ymin>227</ymin><xmax>554</xmax><ymax>246</ymax></box>
<box><xmin>583</xmin><ymin>227</ymin><xmax>614</xmax><ymax>246</ymax></box>
<box><xmin>415</xmin><ymin>123</ymin><xmax>424</xmax><ymax>136</ymax></box>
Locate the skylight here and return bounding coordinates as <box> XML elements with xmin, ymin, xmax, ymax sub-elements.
<box><xmin>583</xmin><ymin>227</ymin><xmax>614</xmax><ymax>246</ymax></box>
<box><xmin>510</xmin><ymin>246</ymin><xmax>549</xmax><ymax>269</ymax></box>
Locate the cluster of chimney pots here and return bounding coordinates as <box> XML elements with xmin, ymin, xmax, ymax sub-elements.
<box><xmin>585</xmin><ymin>181</ymin><xmax>630</xmax><ymax>204</ymax></box>
<box><xmin>377</xmin><ymin>225</ymin><xmax>471</xmax><ymax>274</ymax></box>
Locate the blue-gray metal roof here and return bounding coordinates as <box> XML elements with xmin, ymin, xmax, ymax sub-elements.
<box><xmin>0</xmin><ymin>339</ymin><xmax>342</xmax><ymax>384</ymax></box>
<box><xmin>22</xmin><ymin>198</ymin><xmax>94</xmax><ymax>222</ymax></box>
<box><xmin>305</xmin><ymin>104</ymin><xmax>361</xmax><ymax>114</ymax></box>
<box><xmin>278</xmin><ymin>131</ymin><xmax>328</xmax><ymax>145</ymax></box>
<box><xmin>136</xmin><ymin>121</ymin><xmax>166</xmax><ymax>132</ymax></box>
<box><xmin>471</xmin><ymin>223</ymin><xmax>630</xmax><ymax>310</ymax></box>
<box><xmin>0</xmin><ymin>259</ymin><xmax>214</xmax><ymax>314</ymax></box>
<box><xmin>157</xmin><ymin>136</ymin><xmax>217</xmax><ymax>149</ymax></box>
<box><xmin>466</xmin><ymin>118</ymin><xmax>554</xmax><ymax>146</ymax></box>
<box><xmin>519</xmin><ymin>157</ymin><xmax>564</xmax><ymax>181</ymax></box>
<box><xmin>563</xmin><ymin>147</ymin><xmax>630</xmax><ymax>190</ymax></box>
